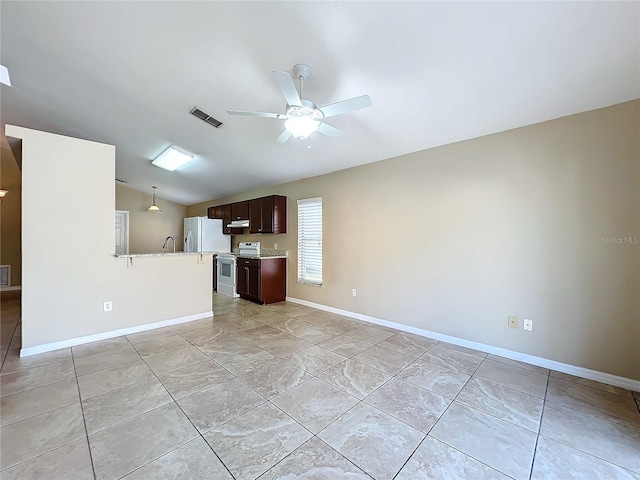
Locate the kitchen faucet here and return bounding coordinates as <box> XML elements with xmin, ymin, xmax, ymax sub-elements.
<box><xmin>162</xmin><ymin>236</ymin><xmax>176</xmax><ymax>253</ymax></box>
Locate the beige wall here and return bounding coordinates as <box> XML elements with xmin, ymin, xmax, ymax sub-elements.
<box><xmin>8</xmin><ymin>125</ymin><xmax>212</xmax><ymax>350</ymax></box>
<box><xmin>0</xmin><ymin>136</ymin><xmax>22</xmax><ymax>287</ymax></box>
<box><xmin>188</xmin><ymin>100</ymin><xmax>640</xmax><ymax>380</ymax></box>
<box><xmin>115</xmin><ymin>184</ymin><xmax>186</xmax><ymax>254</ymax></box>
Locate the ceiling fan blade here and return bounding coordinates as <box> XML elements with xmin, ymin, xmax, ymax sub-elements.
<box><xmin>275</xmin><ymin>129</ymin><xmax>292</xmax><ymax>143</ymax></box>
<box><xmin>319</xmin><ymin>95</ymin><xmax>372</xmax><ymax>119</ymax></box>
<box><xmin>317</xmin><ymin>122</ymin><xmax>347</xmax><ymax>140</ymax></box>
<box><xmin>273</xmin><ymin>71</ymin><xmax>302</xmax><ymax>107</ymax></box>
<box><xmin>227</xmin><ymin>110</ymin><xmax>286</xmax><ymax>120</ymax></box>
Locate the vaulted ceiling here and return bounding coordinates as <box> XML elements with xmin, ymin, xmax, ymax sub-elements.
<box><xmin>1</xmin><ymin>2</ymin><xmax>638</xmax><ymax>205</ymax></box>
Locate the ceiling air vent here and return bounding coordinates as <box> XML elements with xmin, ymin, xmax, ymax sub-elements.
<box><xmin>190</xmin><ymin>107</ymin><xmax>223</xmax><ymax>128</ymax></box>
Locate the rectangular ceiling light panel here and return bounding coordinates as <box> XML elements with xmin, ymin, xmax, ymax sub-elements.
<box><xmin>0</xmin><ymin>65</ymin><xmax>11</xmax><ymax>86</ymax></box>
<box><xmin>152</xmin><ymin>145</ymin><xmax>194</xmax><ymax>171</ymax></box>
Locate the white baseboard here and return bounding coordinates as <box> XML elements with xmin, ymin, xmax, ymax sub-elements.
<box><xmin>20</xmin><ymin>311</ymin><xmax>214</xmax><ymax>357</ymax></box>
<box><xmin>1</xmin><ymin>286</ymin><xmax>22</xmax><ymax>292</ymax></box>
<box><xmin>286</xmin><ymin>296</ymin><xmax>640</xmax><ymax>392</ymax></box>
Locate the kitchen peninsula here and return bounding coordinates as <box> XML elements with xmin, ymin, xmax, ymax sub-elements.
<box><xmin>8</xmin><ymin>124</ymin><xmax>216</xmax><ymax>358</ymax></box>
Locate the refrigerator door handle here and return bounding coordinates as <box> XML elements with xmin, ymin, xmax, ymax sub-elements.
<box><xmin>186</xmin><ymin>231</ymin><xmax>192</xmax><ymax>253</ymax></box>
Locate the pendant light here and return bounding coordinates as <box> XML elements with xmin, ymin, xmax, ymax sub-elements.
<box><xmin>147</xmin><ymin>186</ymin><xmax>162</xmax><ymax>212</ymax></box>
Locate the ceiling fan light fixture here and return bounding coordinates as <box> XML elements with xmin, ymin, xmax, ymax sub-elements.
<box><xmin>285</xmin><ymin>117</ymin><xmax>320</xmax><ymax>140</ymax></box>
<box><xmin>152</xmin><ymin>145</ymin><xmax>194</xmax><ymax>171</ymax></box>
<box><xmin>228</xmin><ymin>64</ymin><xmax>371</xmax><ymax>143</ymax></box>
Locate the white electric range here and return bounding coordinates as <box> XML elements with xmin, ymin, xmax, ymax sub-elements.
<box><xmin>216</xmin><ymin>242</ymin><xmax>261</xmax><ymax>298</ymax></box>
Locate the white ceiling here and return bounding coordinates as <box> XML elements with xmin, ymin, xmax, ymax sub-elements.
<box><xmin>1</xmin><ymin>2</ymin><xmax>638</xmax><ymax>205</ymax></box>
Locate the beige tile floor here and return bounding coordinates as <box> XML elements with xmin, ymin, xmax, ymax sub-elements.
<box><xmin>1</xmin><ymin>290</ymin><xmax>639</xmax><ymax>479</ymax></box>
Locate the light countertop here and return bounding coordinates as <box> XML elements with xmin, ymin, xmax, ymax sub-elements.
<box><xmin>235</xmin><ymin>254</ymin><xmax>288</xmax><ymax>259</ymax></box>
<box><xmin>115</xmin><ymin>251</ymin><xmax>217</xmax><ymax>258</ymax></box>
<box><xmin>233</xmin><ymin>248</ymin><xmax>287</xmax><ymax>260</ymax></box>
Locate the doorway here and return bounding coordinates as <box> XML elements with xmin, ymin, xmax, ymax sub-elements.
<box><xmin>115</xmin><ymin>210</ymin><xmax>129</xmax><ymax>255</ymax></box>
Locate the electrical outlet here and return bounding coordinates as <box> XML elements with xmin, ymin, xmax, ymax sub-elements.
<box><xmin>274</xmin><ymin>243</ymin><xmax>278</xmax><ymax>249</ymax></box>
<box><xmin>352</xmin><ymin>288</ymin><xmax>357</xmax><ymax>297</ymax></box>
<box><xmin>103</xmin><ymin>301</ymin><xmax>113</xmax><ymax>312</ymax></box>
<box><xmin>524</xmin><ymin>318</ymin><xmax>533</xmax><ymax>331</ymax></box>
<box><xmin>508</xmin><ymin>315</ymin><xmax>518</xmax><ymax>329</ymax></box>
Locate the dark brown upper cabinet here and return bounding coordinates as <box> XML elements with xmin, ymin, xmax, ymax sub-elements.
<box><xmin>249</xmin><ymin>195</ymin><xmax>287</xmax><ymax>234</ymax></box>
<box><xmin>231</xmin><ymin>201</ymin><xmax>249</xmax><ymax>220</ymax></box>
<box><xmin>222</xmin><ymin>204</ymin><xmax>243</xmax><ymax>235</ymax></box>
<box><xmin>207</xmin><ymin>204</ymin><xmax>224</xmax><ymax>219</ymax></box>
<box><xmin>207</xmin><ymin>195</ymin><xmax>286</xmax><ymax>235</ymax></box>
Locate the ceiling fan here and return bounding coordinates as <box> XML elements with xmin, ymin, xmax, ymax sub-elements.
<box><xmin>228</xmin><ymin>64</ymin><xmax>372</xmax><ymax>143</ymax></box>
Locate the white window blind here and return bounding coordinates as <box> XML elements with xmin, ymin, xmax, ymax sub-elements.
<box><xmin>297</xmin><ymin>197</ymin><xmax>322</xmax><ymax>286</ymax></box>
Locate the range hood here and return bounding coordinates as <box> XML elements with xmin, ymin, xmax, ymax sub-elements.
<box><xmin>227</xmin><ymin>219</ymin><xmax>249</xmax><ymax>228</ymax></box>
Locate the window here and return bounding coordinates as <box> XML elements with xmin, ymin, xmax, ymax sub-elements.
<box><xmin>297</xmin><ymin>197</ymin><xmax>322</xmax><ymax>285</ymax></box>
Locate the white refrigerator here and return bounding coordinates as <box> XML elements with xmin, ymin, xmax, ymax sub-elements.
<box><xmin>183</xmin><ymin>217</ymin><xmax>231</xmax><ymax>253</ymax></box>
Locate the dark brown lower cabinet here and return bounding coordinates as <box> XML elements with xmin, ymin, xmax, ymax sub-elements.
<box><xmin>236</xmin><ymin>257</ymin><xmax>286</xmax><ymax>305</ymax></box>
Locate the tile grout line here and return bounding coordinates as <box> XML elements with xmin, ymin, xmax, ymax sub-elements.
<box><xmin>548</xmin><ymin>372</ymin><xmax>637</xmax><ymax>398</ymax></box>
<box><xmin>96</xmin><ymin>306</ymin><xmax>640</xmax><ymax>478</ymax></box>
<box><xmin>122</xmin><ymin>333</ymin><xmax>239</xmax><ymax>480</ymax></box>
<box><xmin>252</xmin><ymin>386</ymin><xmax>372</xmax><ymax>477</ymax></box>
<box><xmin>160</xmin><ymin>309</ymin><xmax>340</xmax><ymax>474</ymax></box>
<box><xmin>5</xmin><ymin>300</ymin><xmax>392</xmax><ymax>478</ymax></box>
<box><xmin>528</xmin><ymin>368</ymin><xmax>552</xmax><ymax>480</ymax></box>
<box><xmin>74</xmin><ymin>359</ymin><xmax>156</xmax><ymax>400</ymax></box>
<box><xmin>0</xmin><ymin>319</ymin><xmax>20</xmax><ymax>370</ymax></box>
<box><xmin>72</xmin><ymin>345</ymin><xmax>142</xmax><ymax>378</ymax></box>
<box><xmin>406</xmin><ymin>350</ymin><xmax>526</xmax><ymax>479</ymax></box>
<box><xmin>254</xmin><ymin>434</ymin><xmax>374</xmax><ymax>480</ymax></box>
<box><xmin>463</xmin><ymin>373</ymin><xmax>548</xmax><ymax>401</ymax></box>
<box><xmin>250</xmin><ymin>328</ymin><xmax>448</xmax><ymax>471</ymax></box>
<box><xmin>0</xmin><ymin>386</ymin><xmax>81</xmax><ymax>433</ymax></box>
<box><xmin>544</xmin><ymin>375</ymin><xmax>640</xmax><ymax>432</ymax></box>
<box><xmin>393</xmin><ymin>343</ymin><xmax>493</xmax><ymax>478</ymax></box>
<box><xmin>534</xmin><ymin>430</ymin><xmax>640</xmax><ymax>478</ymax></box>
<box><xmin>386</xmin><ymin>353</ymin><xmax>441</xmax><ymax>480</ymax></box>
<box><xmin>348</xmin><ymin>341</ymin><xmax>464</xmax><ymax>478</ymax></box>
<box><xmin>71</xmin><ymin>333</ymin><xmax>225</xmax><ymax>478</ymax></box>
<box><xmin>0</xmin><ymin>367</ymin><xmax>76</xmax><ymax>401</ymax></box>
<box><xmin>7</xmin><ymin>293</ymin><xmax>639</xmax><ymax>479</ymax></box>
<box><xmin>71</xmin><ymin>349</ymin><xmax>98</xmax><ymax>480</ymax></box>
<box><xmin>416</xmin><ymin>348</ymin><xmax>552</xmax><ymax>433</ymax></box>
<box><xmin>203</xmin><ymin>307</ymin><xmax>384</xmax><ymax>477</ymax></box>
<box><xmin>541</xmin><ymin>397</ymin><xmax>640</xmax><ymax>433</ymax></box>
